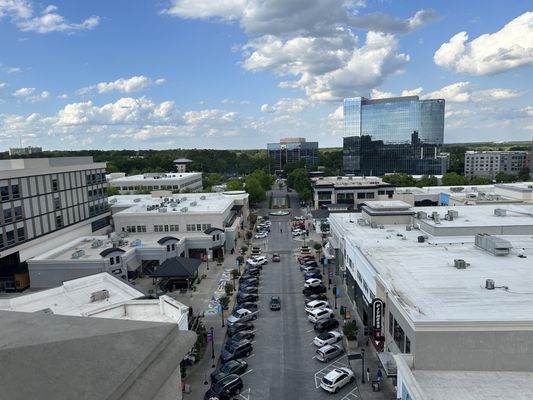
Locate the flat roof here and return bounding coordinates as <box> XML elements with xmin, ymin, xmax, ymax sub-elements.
<box><xmin>110</xmin><ymin>191</ymin><xmax>247</xmax><ymax>215</ymax></box>
<box><xmin>330</xmin><ymin>209</ymin><xmax>533</xmax><ymax>323</ymax></box>
<box><xmin>0</xmin><ymin>157</ymin><xmax>105</xmax><ymax>178</ymax></box>
<box><xmin>313</xmin><ymin>176</ymin><xmax>386</xmax><ymax>187</ymax></box>
<box><xmin>110</xmin><ymin>171</ymin><xmax>200</xmax><ymax>182</ymax></box>
<box><xmin>364</xmin><ymin>200</ymin><xmax>412</xmax><ymax>210</ymax></box>
<box><xmin>413</xmin><ymin>370</ymin><xmax>533</xmax><ymax>400</ymax></box>
<box><xmin>0</xmin><ymin>273</ymin><xmax>144</xmax><ymax>316</ymax></box>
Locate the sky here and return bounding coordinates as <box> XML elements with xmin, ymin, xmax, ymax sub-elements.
<box><xmin>0</xmin><ymin>0</ymin><xmax>532</xmax><ymax>150</ymax></box>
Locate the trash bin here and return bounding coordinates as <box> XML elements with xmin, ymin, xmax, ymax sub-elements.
<box><xmin>372</xmin><ymin>380</ymin><xmax>380</xmax><ymax>392</ymax></box>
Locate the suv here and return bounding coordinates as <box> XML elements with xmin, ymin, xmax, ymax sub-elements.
<box><xmin>204</xmin><ymin>374</ymin><xmax>243</xmax><ymax>400</ymax></box>
<box><xmin>314</xmin><ymin>317</ymin><xmax>339</xmax><ymax>333</ymax></box>
<box><xmin>305</xmin><ymin>300</ymin><xmax>330</xmax><ymax>313</ymax></box>
<box><xmin>227</xmin><ymin>322</ymin><xmax>255</xmax><ymax>337</ymax></box>
<box><xmin>210</xmin><ymin>360</ymin><xmax>248</xmax><ymax>384</ymax></box>
<box><xmin>320</xmin><ymin>367</ymin><xmax>354</xmax><ymax>393</ymax></box>
<box><xmin>237</xmin><ymin>293</ymin><xmax>259</xmax><ymax>304</ymax></box>
<box><xmin>308</xmin><ymin>308</ymin><xmax>334</xmax><ymax>323</ymax></box>
<box><xmin>316</xmin><ymin>344</ymin><xmax>344</xmax><ymax>362</ymax></box>
<box><xmin>225</xmin><ymin>331</ymin><xmax>255</xmax><ymax>348</ymax></box>
<box><xmin>234</xmin><ymin>302</ymin><xmax>258</xmax><ymax>313</ymax></box>
<box><xmin>220</xmin><ymin>340</ymin><xmax>253</xmax><ymax>363</ymax></box>
<box><xmin>303</xmin><ymin>285</ymin><xmax>327</xmax><ymax>296</ymax></box>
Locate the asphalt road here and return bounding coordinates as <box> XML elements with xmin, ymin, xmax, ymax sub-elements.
<box><xmin>240</xmin><ymin>186</ymin><xmax>358</xmax><ymax>400</ymax></box>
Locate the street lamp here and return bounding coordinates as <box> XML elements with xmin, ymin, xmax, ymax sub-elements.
<box><xmin>361</xmin><ymin>348</ymin><xmax>366</xmax><ymax>383</ymax></box>
<box><xmin>210</xmin><ymin>327</ymin><xmax>215</xmax><ymax>368</ymax></box>
<box><xmin>333</xmin><ymin>285</ymin><xmax>337</xmax><ymax>309</ymax></box>
<box><xmin>221</xmin><ymin>304</ymin><xmax>225</xmax><ymax>328</ymax></box>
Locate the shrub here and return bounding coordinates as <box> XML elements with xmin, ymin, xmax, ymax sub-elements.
<box><xmin>224</xmin><ymin>283</ymin><xmax>234</xmax><ymax>296</ymax></box>
<box><xmin>219</xmin><ymin>295</ymin><xmax>230</xmax><ymax>310</ymax></box>
<box><xmin>343</xmin><ymin>320</ymin><xmax>358</xmax><ymax>340</ymax></box>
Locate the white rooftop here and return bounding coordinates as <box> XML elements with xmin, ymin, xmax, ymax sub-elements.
<box><xmin>413</xmin><ymin>370</ymin><xmax>533</xmax><ymax>400</ymax></box>
<box><xmin>364</xmin><ymin>200</ymin><xmax>412</xmax><ymax>210</ymax></box>
<box><xmin>331</xmin><ymin>208</ymin><xmax>533</xmax><ymax>323</ymax></box>
<box><xmin>313</xmin><ymin>176</ymin><xmax>386</xmax><ymax>186</ymax></box>
<box><xmin>0</xmin><ymin>273</ymin><xmax>143</xmax><ymax>316</ymax></box>
<box><xmin>110</xmin><ymin>172</ymin><xmax>200</xmax><ymax>182</ymax></box>
<box><xmin>110</xmin><ymin>191</ymin><xmax>247</xmax><ymax>215</ymax></box>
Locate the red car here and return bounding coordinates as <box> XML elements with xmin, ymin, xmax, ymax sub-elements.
<box><xmin>272</xmin><ymin>253</ymin><xmax>281</xmax><ymax>262</ymax></box>
<box><xmin>298</xmin><ymin>255</ymin><xmax>315</xmax><ymax>264</ymax></box>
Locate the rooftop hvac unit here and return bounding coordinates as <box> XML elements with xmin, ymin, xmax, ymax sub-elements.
<box><xmin>417</xmin><ymin>236</ymin><xmax>425</xmax><ymax>243</ymax></box>
<box><xmin>180</xmin><ymin>207</ymin><xmax>188</xmax><ymax>212</ymax></box>
<box><xmin>417</xmin><ymin>211</ymin><xmax>427</xmax><ymax>219</ymax></box>
<box><xmin>454</xmin><ymin>259</ymin><xmax>468</xmax><ymax>269</ymax></box>
<box><xmin>357</xmin><ymin>218</ymin><xmax>367</xmax><ymax>226</ymax></box>
<box><xmin>406</xmin><ymin>225</ymin><xmax>412</xmax><ymax>231</ymax></box>
<box><xmin>181</xmin><ymin>197</ymin><xmax>187</xmax><ymax>201</ymax></box>
<box><xmin>494</xmin><ymin>208</ymin><xmax>507</xmax><ymax>217</ymax></box>
<box><xmin>475</xmin><ymin>233</ymin><xmax>512</xmax><ymax>256</ymax></box>
<box><xmin>133</xmin><ymin>198</ymin><xmax>141</xmax><ymax>202</ymax></box>
<box><xmin>71</xmin><ymin>249</ymin><xmax>85</xmax><ymax>259</ymax></box>
<box><xmin>370</xmin><ymin>222</ymin><xmax>378</xmax><ymax>229</ymax></box>
<box><xmin>190</xmin><ymin>201</ymin><xmax>197</xmax><ymax>206</ymax></box>
<box><xmin>90</xmin><ymin>289</ymin><xmax>110</xmax><ymax>302</ymax></box>
<box><xmin>158</xmin><ymin>207</ymin><xmax>167</xmax><ymax>213</ymax></box>
<box><xmin>169</xmin><ymin>202</ymin><xmax>178</xmax><ymax>207</ymax></box>
<box><xmin>200</xmin><ymin>195</ymin><xmax>206</xmax><ymax>200</ymax></box>
<box><xmin>434</xmin><ymin>215</ymin><xmax>441</xmax><ymax>224</ymax></box>
<box><xmin>485</xmin><ymin>279</ymin><xmax>495</xmax><ymax>290</ymax></box>
<box><xmin>164</xmin><ymin>198</ymin><xmax>169</xmax><ymax>202</ymax></box>
<box><xmin>91</xmin><ymin>239</ymin><xmax>103</xmax><ymax>248</ymax></box>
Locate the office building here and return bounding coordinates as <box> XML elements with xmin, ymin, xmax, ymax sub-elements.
<box><xmin>343</xmin><ymin>96</ymin><xmax>445</xmax><ymax>176</ymax></box>
<box><xmin>0</xmin><ymin>157</ymin><xmax>110</xmax><ymax>291</ymax></box>
<box><xmin>267</xmin><ymin>138</ymin><xmax>319</xmax><ymax>173</ymax></box>
<box><xmin>464</xmin><ymin>150</ymin><xmax>531</xmax><ymax>180</ymax></box>
<box><xmin>108</xmin><ymin>172</ymin><xmax>203</xmax><ymax>194</ymax></box>
<box><xmin>8</xmin><ymin>146</ymin><xmax>43</xmax><ymax>157</ymax></box>
<box><xmin>328</xmin><ymin>202</ymin><xmax>533</xmax><ymax>399</ymax></box>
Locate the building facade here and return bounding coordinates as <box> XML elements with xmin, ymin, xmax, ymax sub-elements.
<box><xmin>8</xmin><ymin>146</ymin><xmax>43</xmax><ymax>156</ymax></box>
<box><xmin>0</xmin><ymin>157</ymin><xmax>110</xmax><ymax>291</ymax></box>
<box><xmin>464</xmin><ymin>150</ymin><xmax>531</xmax><ymax>180</ymax></box>
<box><xmin>343</xmin><ymin>96</ymin><xmax>445</xmax><ymax>176</ymax></box>
<box><xmin>267</xmin><ymin>137</ymin><xmax>319</xmax><ymax>173</ymax></box>
<box><xmin>108</xmin><ymin>172</ymin><xmax>203</xmax><ymax>194</ymax></box>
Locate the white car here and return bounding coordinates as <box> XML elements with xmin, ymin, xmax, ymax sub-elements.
<box><xmin>308</xmin><ymin>307</ymin><xmax>334</xmax><ymax>323</ymax></box>
<box><xmin>227</xmin><ymin>308</ymin><xmax>258</xmax><ymax>325</ymax></box>
<box><xmin>320</xmin><ymin>367</ymin><xmax>354</xmax><ymax>393</ymax></box>
<box><xmin>304</xmin><ymin>278</ymin><xmax>322</xmax><ymax>288</ymax></box>
<box><xmin>305</xmin><ymin>300</ymin><xmax>330</xmax><ymax>314</ymax></box>
<box><xmin>313</xmin><ymin>331</ymin><xmax>343</xmax><ymax>347</ymax></box>
<box><xmin>254</xmin><ymin>232</ymin><xmax>268</xmax><ymax>239</ymax></box>
<box><xmin>291</xmin><ymin>229</ymin><xmax>304</xmax><ymax>237</ymax></box>
<box><xmin>247</xmin><ymin>256</ymin><xmax>268</xmax><ymax>266</ymax></box>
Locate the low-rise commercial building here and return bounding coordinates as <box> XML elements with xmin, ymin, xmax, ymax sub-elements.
<box><xmin>328</xmin><ymin>202</ymin><xmax>533</xmax><ymax>399</ymax></box>
<box><xmin>108</xmin><ymin>172</ymin><xmax>203</xmax><ymax>194</ymax></box>
<box><xmin>464</xmin><ymin>150</ymin><xmax>531</xmax><ymax>179</ymax></box>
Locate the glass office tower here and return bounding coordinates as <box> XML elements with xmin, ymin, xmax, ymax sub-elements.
<box><xmin>343</xmin><ymin>96</ymin><xmax>445</xmax><ymax>176</ymax></box>
<box><xmin>267</xmin><ymin>138</ymin><xmax>319</xmax><ymax>174</ymax></box>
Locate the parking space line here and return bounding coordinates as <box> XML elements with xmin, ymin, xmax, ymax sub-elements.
<box><xmin>246</xmin><ymin>353</ymin><xmax>256</xmax><ymax>360</ymax></box>
<box><xmin>240</xmin><ymin>369</ymin><xmax>254</xmax><ymax>378</ymax></box>
<box><xmin>306</xmin><ymin>328</ymin><xmax>315</xmax><ymax>333</ymax></box>
<box><xmin>341</xmin><ymin>387</ymin><xmax>359</xmax><ymax>399</ymax></box>
<box><xmin>237</xmin><ymin>388</ymin><xmax>251</xmax><ymax>400</ymax></box>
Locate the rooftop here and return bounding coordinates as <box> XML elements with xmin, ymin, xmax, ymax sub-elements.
<box><xmin>0</xmin><ymin>157</ymin><xmax>104</xmax><ymax>178</ymax></box>
<box><xmin>312</xmin><ymin>176</ymin><xmax>388</xmax><ymax>187</ymax></box>
<box><xmin>330</xmin><ymin>207</ymin><xmax>533</xmax><ymax>323</ymax></box>
<box><xmin>110</xmin><ymin>171</ymin><xmax>200</xmax><ymax>182</ymax></box>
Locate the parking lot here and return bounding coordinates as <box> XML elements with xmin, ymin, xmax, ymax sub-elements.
<box><xmin>226</xmin><ymin>216</ymin><xmax>360</xmax><ymax>400</ymax></box>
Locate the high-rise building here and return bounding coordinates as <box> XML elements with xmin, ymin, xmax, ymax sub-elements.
<box><xmin>343</xmin><ymin>96</ymin><xmax>445</xmax><ymax>176</ymax></box>
<box><xmin>267</xmin><ymin>138</ymin><xmax>319</xmax><ymax>173</ymax></box>
<box><xmin>0</xmin><ymin>157</ymin><xmax>110</xmax><ymax>291</ymax></box>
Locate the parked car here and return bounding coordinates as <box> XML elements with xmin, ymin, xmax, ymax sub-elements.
<box><xmin>270</xmin><ymin>295</ymin><xmax>281</xmax><ymax>311</ymax></box>
<box><xmin>304</xmin><ymin>293</ymin><xmax>328</xmax><ymax>305</ymax></box>
<box><xmin>303</xmin><ymin>261</ymin><xmax>319</xmax><ymax>268</ymax></box>
<box><xmin>210</xmin><ymin>360</ymin><xmax>248</xmax><ymax>384</ymax></box>
<box><xmin>254</xmin><ymin>232</ymin><xmax>268</xmax><ymax>239</ymax></box>
<box><xmin>227</xmin><ymin>308</ymin><xmax>258</xmax><ymax>325</ymax></box>
<box><xmin>272</xmin><ymin>253</ymin><xmax>281</xmax><ymax>262</ymax></box>
<box><xmin>227</xmin><ymin>322</ymin><xmax>254</xmax><ymax>337</ymax></box>
<box><xmin>298</xmin><ymin>255</ymin><xmax>315</xmax><ymax>264</ymax></box>
<box><xmin>314</xmin><ymin>317</ymin><xmax>339</xmax><ymax>333</ymax></box>
<box><xmin>304</xmin><ymin>272</ymin><xmax>323</xmax><ymax>280</ymax></box>
<box><xmin>316</xmin><ymin>344</ymin><xmax>344</xmax><ymax>362</ymax></box>
<box><xmin>251</xmin><ymin>256</ymin><xmax>268</xmax><ymax>265</ymax></box>
<box><xmin>301</xmin><ymin>266</ymin><xmax>321</xmax><ymax>275</ymax></box>
<box><xmin>239</xmin><ymin>276</ymin><xmax>259</xmax><ymax>286</ymax></box>
<box><xmin>303</xmin><ymin>284</ymin><xmax>327</xmax><ymax>296</ymax></box>
<box><xmin>313</xmin><ymin>331</ymin><xmax>343</xmax><ymax>347</ymax></box>
<box><xmin>219</xmin><ymin>340</ymin><xmax>253</xmax><ymax>363</ymax></box>
<box><xmin>225</xmin><ymin>331</ymin><xmax>255</xmax><ymax>348</ymax></box>
<box><xmin>305</xmin><ymin>300</ymin><xmax>330</xmax><ymax>313</ymax></box>
<box><xmin>236</xmin><ymin>293</ymin><xmax>259</xmax><ymax>304</ymax></box>
<box><xmin>243</xmin><ymin>267</ymin><xmax>260</xmax><ymax>276</ymax></box>
<box><xmin>234</xmin><ymin>302</ymin><xmax>258</xmax><ymax>313</ymax></box>
<box><xmin>320</xmin><ymin>367</ymin><xmax>354</xmax><ymax>393</ymax></box>
<box><xmin>308</xmin><ymin>308</ymin><xmax>334</xmax><ymax>323</ymax></box>
<box><xmin>304</xmin><ymin>278</ymin><xmax>322</xmax><ymax>288</ymax></box>
<box><xmin>204</xmin><ymin>374</ymin><xmax>243</xmax><ymax>400</ymax></box>
<box><xmin>238</xmin><ymin>286</ymin><xmax>258</xmax><ymax>295</ymax></box>
<box><xmin>292</xmin><ymin>229</ymin><xmax>305</xmax><ymax>237</ymax></box>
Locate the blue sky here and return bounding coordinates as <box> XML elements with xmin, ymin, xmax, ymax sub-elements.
<box><xmin>0</xmin><ymin>0</ymin><xmax>532</xmax><ymax>150</ymax></box>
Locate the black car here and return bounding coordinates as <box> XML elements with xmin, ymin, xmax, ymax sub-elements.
<box><xmin>204</xmin><ymin>374</ymin><xmax>243</xmax><ymax>400</ymax></box>
<box><xmin>304</xmin><ymin>272</ymin><xmax>323</xmax><ymax>280</ymax></box>
<box><xmin>210</xmin><ymin>360</ymin><xmax>248</xmax><ymax>384</ymax></box>
<box><xmin>239</xmin><ymin>286</ymin><xmax>258</xmax><ymax>295</ymax></box>
<box><xmin>303</xmin><ymin>284</ymin><xmax>327</xmax><ymax>296</ymax></box>
<box><xmin>314</xmin><ymin>317</ymin><xmax>339</xmax><ymax>333</ymax></box>
<box><xmin>236</xmin><ymin>293</ymin><xmax>259</xmax><ymax>304</ymax></box>
<box><xmin>225</xmin><ymin>331</ymin><xmax>255</xmax><ymax>349</ymax></box>
<box><xmin>270</xmin><ymin>295</ymin><xmax>281</xmax><ymax>311</ymax></box>
<box><xmin>304</xmin><ymin>293</ymin><xmax>328</xmax><ymax>305</ymax></box>
<box><xmin>239</xmin><ymin>276</ymin><xmax>259</xmax><ymax>284</ymax></box>
<box><xmin>220</xmin><ymin>340</ymin><xmax>253</xmax><ymax>363</ymax></box>
<box><xmin>233</xmin><ymin>302</ymin><xmax>258</xmax><ymax>313</ymax></box>
<box><xmin>243</xmin><ymin>267</ymin><xmax>260</xmax><ymax>276</ymax></box>
<box><xmin>227</xmin><ymin>322</ymin><xmax>255</xmax><ymax>337</ymax></box>
<box><xmin>239</xmin><ymin>279</ymin><xmax>259</xmax><ymax>289</ymax></box>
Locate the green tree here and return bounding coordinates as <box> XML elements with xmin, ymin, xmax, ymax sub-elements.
<box><xmin>495</xmin><ymin>172</ymin><xmax>515</xmax><ymax>183</ymax></box>
<box><xmin>226</xmin><ymin>179</ymin><xmax>244</xmax><ymax>190</ymax></box>
<box><xmin>442</xmin><ymin>172</ymin><xmax>469</xmax><ymax>186</ymax></box>
<box><xmin>415</xmin><ymin>175</ymin><xmax>438</xmax><ymax>188</ymax></box>
<box><xmin>107</xmin><ymin>186</ymin><xmax>119</xmax><ymax>196</ymax></box>
<box><xmin>518</xmin><ymin>168</ymin><xmax>531</xmax><ymax>181</ymax></box>
<box><xmin>382</xmin><ymin>173</ymin><xmax>416</xmax><ymax>187</ymax></box>
<box><xmin>245</xmin><ymin>177</ymin><xmax>266</xmax><ymax>204</ymax></box>
<box><xmin>287</xmin><ymin>168</ymin><xmax>312</xmax><ymax>201</ymax></box>
<box><xmin>283</xmin><ymin>159</ymin><xmax>306</xmax><ymax>175</ymax></box>
<box><xmin>469</xmin><ymin>176</ymin><xmax>491</xmax><ymax>185</ymax></box>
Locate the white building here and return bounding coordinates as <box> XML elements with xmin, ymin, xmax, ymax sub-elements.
<box><xmin>0</xmin><ymin>157</ymin><xmax>110</xmax><ymax>291</ymax></box>
<box><xmin>464</xmin><ymin>150</ymin><xmax>531</xmax><ymax>179</ymax></box>
<box><xmin>108</xmin><ymin>172</ymin><xmax>202</xmax><ymax>194</ymax></box>
<box><xmin>328</xmin><ymin>202</ymin><xmax>533</xmax><ymax>399</ymax></box>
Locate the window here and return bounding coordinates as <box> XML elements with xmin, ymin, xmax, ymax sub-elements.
<box><xmin>405</xmin><ymin>336</ymin><xmax>411</xmax><ymax>353</ymax></box>
<box><xmin>196</xmin><ymin>224</ymin><xmax>201</xmax><ymax>231</ymax></box>
<box><xmin>137</xmin><ymin>225</ymin><xmax>146</xmax><ymax>232</ymax></box>
<box><xmin>52</xmin><ymin>179</ymin><xmax>58</xmax><ymax>191</ymax></box>
<box><xmin>169</xmin><ymin>224</ymin><xmax>179</xmax><ymax>232</ymax></box>
<box><xmin>1</xmin><ymin>186</ymin><xmax>9</xmax><ymax>201</ymax></box>
<box><xmin>389</xmin><ymin>312</ymin><xmax>393</xmax><ymax>334</ymax></box>
<box><xmin>110</xmin><ymin>257</ymin><xmax>114</xmax><ymax>265</ymax></box>
<box><xmin>53</xmin><ymin>197</ymin><xmax>61</xmax><ymax>210</ymax></box>
<box><xmin>357</xmin><ymin>192</ymin><xmax>365</xmax><ymax>199</ymax></box>
<box><xmin>166</xmin><ymin>245</ymin><xmax>171</xmax><ymax>252</ymax></box>
<box><xmin>164</xmin><ymin>225</ymin><xmax>169</xmax><ymax>232</ymax></box>
<box><xmin>115</xmin><ymin>256</ymin><xmax>120</xmax><ymax>263</ymax></box>
<box><xmin>393</xmin><ymin>318</ymin><xmax>405</xmax><ymax>352</ymax></box>
<box><xmin>7</xmin><ymin>231</ymin><xmax>15</xmax><ymax>245</ymax></box>
<box><xmin>17</xmin><ymin>227</ymin><xmax>25</xmax><ymax>241</ymax></box>
<box><xmin>171</xmin><ymin>244</ymin><xmax>175</xmax><ymax>251</ymax></box>
<box><xmin>11</xmin><ymin>184</ymin><xmax>19</xmax><ymax>199</ymax></box>
<box><xmin>3</xmin><ymin>209</ymin><xmax>12</xmax><ymax>223</ymax></box>
<box><xmin>0</xmin><ymin>235</ymin><xmax>3</xmax><ymax>249</ymax></box>
<box><xmin>56</xmin><ymin>215</ymin><xmax>63</xmax><ymax>228</ymax></box>
<box><xmin>14</xmin><ymin>206</ymin><xmax>23</xmax><ymax>221</ymax></box>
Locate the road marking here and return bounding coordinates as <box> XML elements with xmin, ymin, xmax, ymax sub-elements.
<box><xmin>306</xmin><ymin>328</ymin><xmax>315</xmax><ymax>333</ymax></box>
<box><xmin>246</xmin><ymin>353</ymin><xmax>256</xmax><ymax>359</ymax></box>
<box><xmin>313</xmin><ymin>356</ymin><xmax>351</xmax><ymax>389</ymax></box>
<box><xmin>237</xmin><ymin>388</ymin><xmax>251</xmax><ymax>400</ymax></box>
<box><xmin>341</xmin><ymin>387</ymin><xmax>360</xmax><ymax>399</ymax></box>
<box><xmin>240</xmin><ymin>369</ymin><xmax>254</xmax><ymax>378</ymax></box>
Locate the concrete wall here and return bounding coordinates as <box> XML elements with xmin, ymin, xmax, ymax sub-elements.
<box><xmin>416</xmin><ymin>219</ymin><xmax>533</xmax><ymax>236</ymax></box>
<box><xmin>414</xmin><ymin>328</ymin><xmax>533</xmax><ymax>371</ymax></box>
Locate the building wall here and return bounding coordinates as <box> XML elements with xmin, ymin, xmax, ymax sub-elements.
<box><xmin>415</xmin><ymin>218</ymin><xmax>533</xmax><ymax>236</ymax></box>
<box><xmin>464</xmin><ymin>151</ymin><xmax>530</xmax><ymax>179</ymax></box>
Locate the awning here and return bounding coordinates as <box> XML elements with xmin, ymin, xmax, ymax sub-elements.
<box><xmin>150</xmin><ymin>257</ymin><xmax>202</xmax><ymax>278</ymax></box>
<box><xmin>377</xmin><ymin>352</ymin><xmax>397</xmax><ymax>377</ymax></box>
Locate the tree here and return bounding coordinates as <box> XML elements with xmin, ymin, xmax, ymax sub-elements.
<box><xmin>107</xmin><ymin>186</ymin><xmax>119</xmax><ymax>196</ymax></box>
<box><xmin>442</xmin><ymin>172</ymin><xmax>469</xmax><ymax>186</ymax></box>
<box><xmin>226</xmin><ymin>179</ymin><xmax>244</xmax><ymax>190</ymax></box>
<box><xmin>518</xmin><ymin>168</ymin><xmax>531</xmax><ymax>181</ymax></box>
<box><xmin>283</xmin><ymin>159</ymin><xmax>306</xmax><ymax>175</ymax></box>
<box><xmin>495</xmin><ymin>172</ymin><xmax>515</xmax><ymax>183</ymax></box>
<box><xmin>287</xmin><ymin>168</ymin><xmax>312</xmax><ymax>201</ymax></box>
<box><xmin>415</xmin><ymin>175</ymin><xmax>438</xmax><ymax>188</ymax></box>
<box><xmin>382</xmin><ymin>173</ymin><xmax>416</xmax><ymax>187</ymax></box>
<box><xmin>245</xmin><ymin>177</ymin><xmax>266</xmax><ymax>204</ymax></box>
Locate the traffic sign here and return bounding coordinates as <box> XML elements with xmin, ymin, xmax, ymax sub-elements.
<box><xmin>328</xmin><ymin>271</ymin><xmax>333</xmax><ymax>278</ymax></box>
<box><xmin>207</xmin><ymin>331</ymin><xmax>213</xmax><ymax>343</ymax></box>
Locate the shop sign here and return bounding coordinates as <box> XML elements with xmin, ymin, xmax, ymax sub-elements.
<box><xmin>372</xmin><ymin>298</ymin><xmax>384</xmax><ymax>331</ymax></box>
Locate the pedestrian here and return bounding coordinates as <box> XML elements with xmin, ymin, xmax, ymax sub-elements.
<box><xmin>366</xmin><ymin>367</ymin><xmax>370</xmax><ymax>383</ymax></box>
<box><xmin>377</xmin><ymin>368</ymin><xmax>383</xmax><ymax>383</ymax></box>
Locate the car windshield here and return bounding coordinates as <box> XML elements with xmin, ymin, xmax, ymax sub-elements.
<box><xmin>318</xmin><ymin>332</ymin><xmax>331</xmax><ymax>339</ymax></box>
<box><xmin>212</xmin><ymin>379</ymin><xmax>230</xmax><ymax>393</ymax></box>
<box><xmin>322</xmin><ymin>377</ymin><xmax>334</xmax><ymax>385</ymax></box>
<box><xmin>220</xmin><ymin>362</ymin><xmax>235</xmax><ymax>373</ymax></box>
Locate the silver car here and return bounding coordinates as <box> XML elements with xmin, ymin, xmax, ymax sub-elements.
<box><xmin>316</xmin><ymin>344</ymin><xmax>344</xmax><ymax>362</ymax></box>
<box><xmin>227</xmin><ymin>308</ymin><xmax>258</xmax><ymax>325</ymax></box>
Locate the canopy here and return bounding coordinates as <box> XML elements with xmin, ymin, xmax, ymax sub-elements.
<box><xmin>150</xmin><ymin>257</ymin><xmax>201</xmax><ymax>278</ymax></box>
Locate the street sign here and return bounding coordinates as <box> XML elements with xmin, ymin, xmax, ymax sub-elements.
<box><xmin>235</xmin><ymin>259</ymin><xmax>240</xmax><ymax>267</ymax></box>
<box><xmin>207</xmin><ymin>332</ymin><xmax>213</xmax><ymax>343</ymax></box>
<box><xmin>336</xmin><ymin>287</ymin><xmax>341</xmax><ymax>296</ymax></box>
<box><xmin>328</xmin><ymin>271</ymin><xmax>333</xmax><ymax>278</ymax></box>
<box><xmin>348</xmin><ymin>353</ymin><xmax>362</xmax><ymax>360</ymax></box>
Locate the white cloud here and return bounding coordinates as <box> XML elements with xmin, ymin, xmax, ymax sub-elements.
<box><xmin>78</xmin><ymin>76</ymin><xmax>165</xmax><ymax>95</ymax></box>
<box><xmin>260</xmin><ymin>98</ymin><xmax>310</xmax><ymax>114</ymax></box>
<box><xmin>11</xmin><ymin>86</ymin><xmax>49</xmax><ymax>102</ymax></box>
<box><xmin>0</xmin><ymin>0</ymin><xmax>100</xmax><ymax>33</ymax></box>
<box><xmin>424</xmin><ymin>81</ymin><xmax>523</xmax><ymax>103</ymax></box>
<box><xmin>434</xmin><ymin>12</ymin><xmax>533</xmax><ymax>75</ymax></box>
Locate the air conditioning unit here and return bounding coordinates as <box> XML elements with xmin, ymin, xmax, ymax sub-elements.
<box><xmin>190</xmin><ymin>201</ymin><xmax>197</xmax><ymax>206</ymax></box>
<box><xmin>494</xmin><ymin>208</ymin><xmax>507</xmax><ymax>217</ymax></box>
<box><xmin>90</xmin><ymin>289</ymin><xmax>110</xmax><ymax>302</ymax></box>
<box><xmin>454</xmin><ymin>259</ymin><xmax>467</xmax><ymax>269</ymax></box>
<box><xmin>158</xmin><ymin>207</ymin><xmax>167</xmax><ymax>213</ymax></box>
<box><xmin>133</xmin><ymin>198</ymin><xmax>141</xmax><ymax>202</ymax></box>
<box><xmin>200</xmin><ymin>195</ymin><xmax>206</xmax><ymax>200</ymax></box>
<box><xmin>180</xmin><ymin>207</ymin><xmax>188</xmax><ymax>212</ymax></box>
<box><xmin>485</xmin><ymin>279</ymin><xmax>495</xmax><ymax>290</ymax></box>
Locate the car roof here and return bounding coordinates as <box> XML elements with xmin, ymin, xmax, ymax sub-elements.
<box><xmin>324</xmin><ymin>368</ymin><xmax>350</xmax><ymax>379</ymax></box>
<box><xmin>219</xmin><ymin>374</ymin><xmax>241</xmax><ymax>384</ymax></box>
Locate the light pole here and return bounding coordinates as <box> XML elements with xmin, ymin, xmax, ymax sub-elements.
<box><xmin>333</xmin><ymin>285</ymin><xmax>338</xmax><ymax>309</ymax></box>
<box><xmin>221</xmin><ymin>304</ymin><xmax>225</xmax><ymax>328</ymax></box>
<box><xmin>361</xmin><ymin>348</ymin><xmax>366</xmax><ymax>383</ymax></box>
<box><xmin>210</xmin><ymin>327</ymin><xmax>215</xmax><ymax>368</ymax></box>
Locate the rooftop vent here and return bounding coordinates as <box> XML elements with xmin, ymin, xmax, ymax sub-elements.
<box><xmin>90</xmin><ymin>289</ymin><xmax>110</xmax><ymax>302</ymax></box>
<box><xmin>181</xmin><ymin>197</ymin><xmax>187</xmax><ymax>201</ymax></box>
<box><xmin>475</xmin><ymin>233</ymin><xmax>512</xmax><ymax>256</ymax></box>
<box><xmin>485</xmin><ymin>279</ymin><xmax>495</xmax><ymax>290</ymax></box>
<box><xmin>71</xmin><ymin>249</ymin><xmax>85</xmax><ymax>259</ymax></box>
<box><xmin>91</xmin><ymin>239</ymin><xmax>103</xmax><ymax>248</ymax></box>
<box><xmin>158</xmin><ymin>207</ymin><xmax>167</xmax><ymax>213</ymax></box>
<box><xmin>417</xmin><ymin>211</ymin><xmax>427</xmax><ymax>219</ymax></box>
<box><xmin>494</xmin><ymin>208</ymin><xmax>507</xmax><ymax>217</ymax></box>
<box><xmin>190</xmin><ymin>201</ymin><xmax>197</xmax><ymax>206</ymax></box>
<box><xmin>133</xmin><ymin>198</ymin><xmax>141</xmax><ymax>202</ymax></box>
<box><xmin>454</xmin><ymin>259</ymin><xmax>469</xmax><ymax>269</ymax></box>
<box><xmin>180</xmin><ymin>207</ymin><xmax>188</xmax><ymax>212</ymax></box>
<box><xmin>200</xmin><ymin>195</ymin><xmax>206</xmax><ymax>200</ymax></box>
